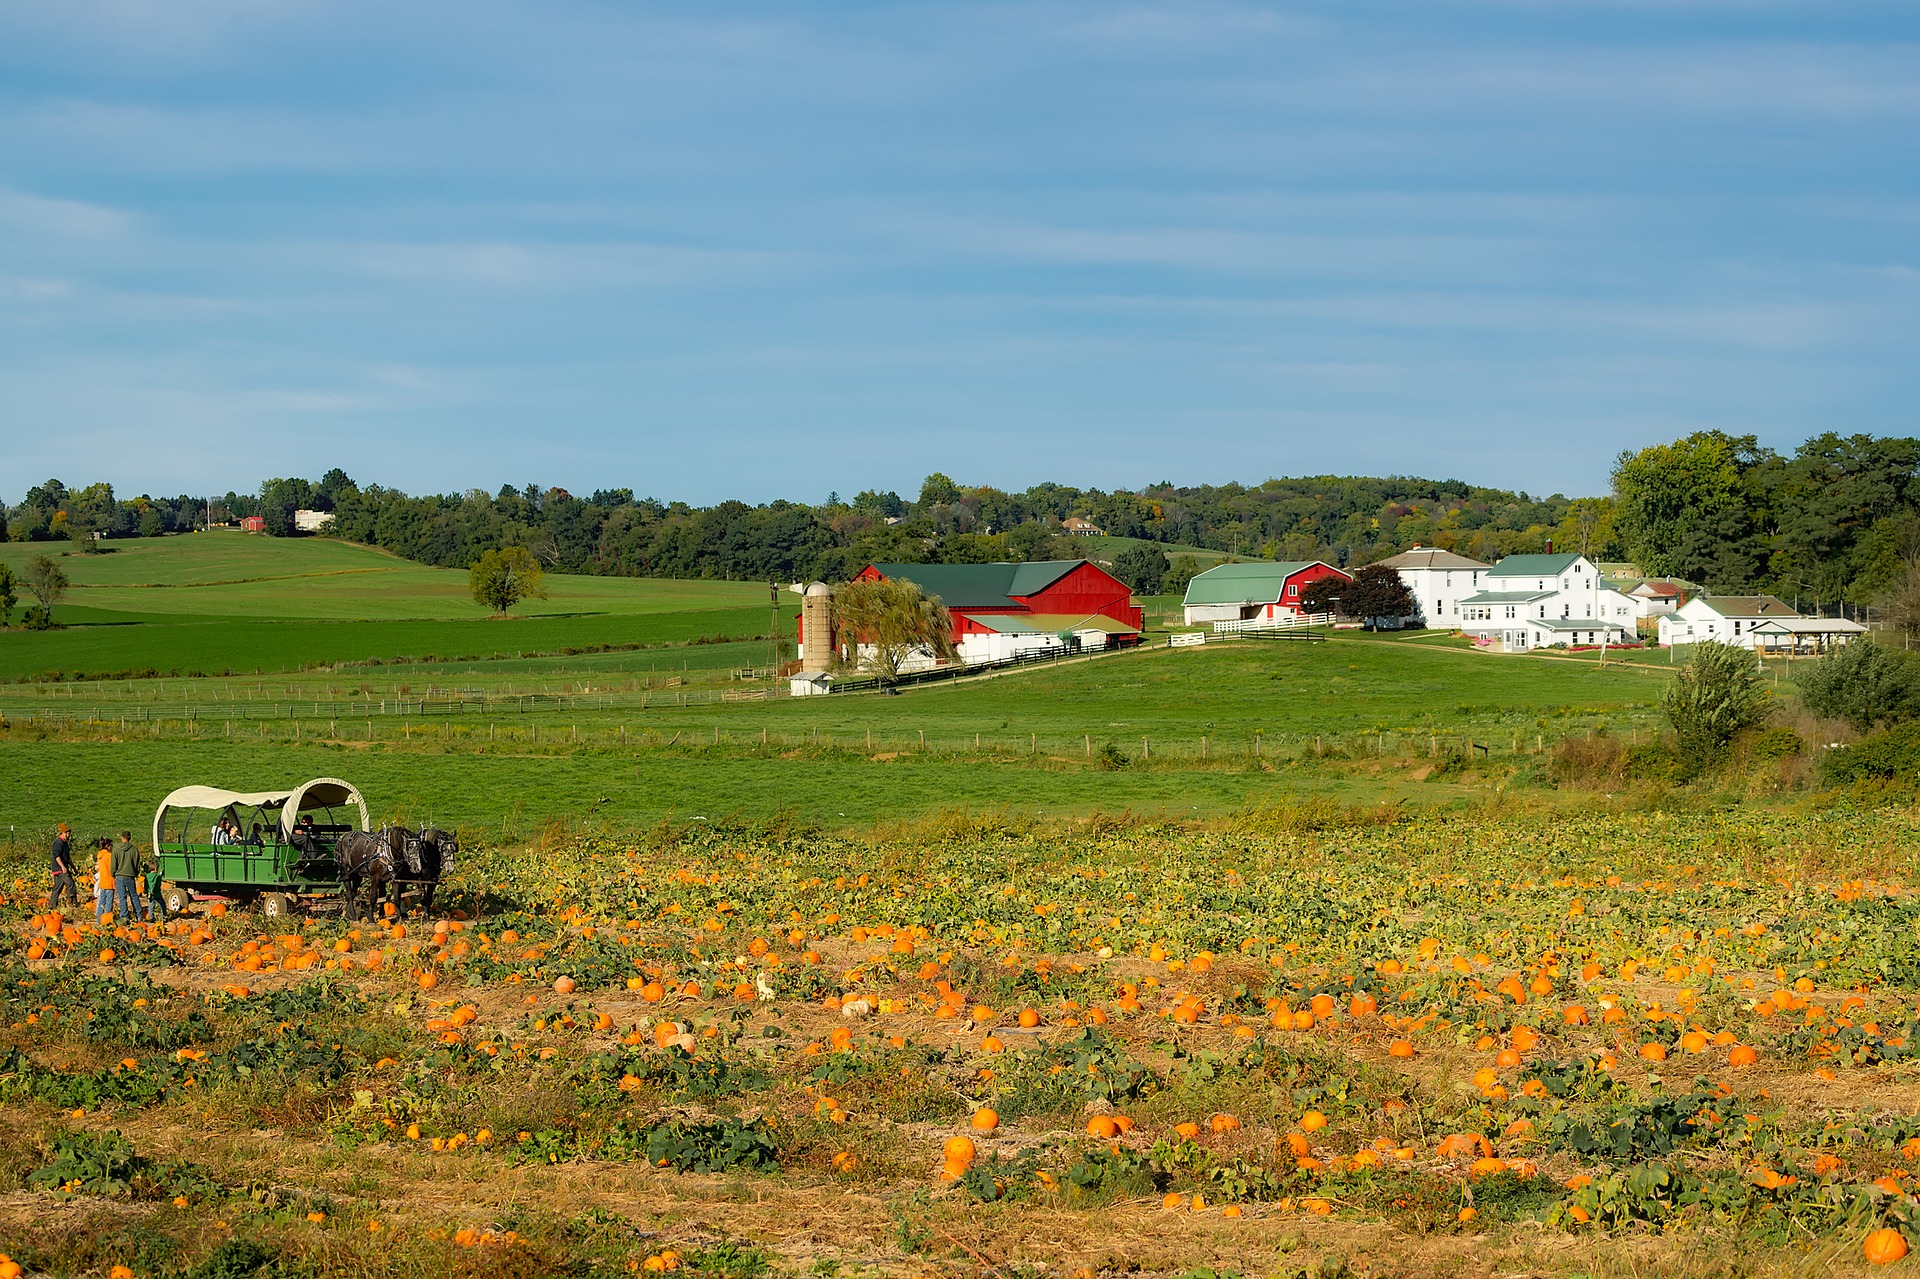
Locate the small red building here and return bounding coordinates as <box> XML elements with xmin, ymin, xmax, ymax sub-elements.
<box><xmin>240</xmin><ymin>516</ymin><xmax>267</xmax><ymax>534</ymax></box>
<box><xmin>1180</xmin><ymin>561</ymin><xmax>1349</xmax><ymax>626</ymax></box>
<box><xmin>855</xmin><ymin>560</ymin><xmax>1144</xmax><ymax>653</ymax></box>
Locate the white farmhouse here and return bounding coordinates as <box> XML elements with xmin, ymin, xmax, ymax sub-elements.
<box><xmin>1458</xmin><ymin>553</ymin><xmax>1636</xmax><ymax>651</ymax></box>
<box><xmin>1657</xmin><ymin>595</ymin><xmax>1798</xmax><ymax>650</ymax></box>
<box><xmin>1371</xmin><ymin>546</ymin><xmax>1489</xmax><ymax>627</ymax></box>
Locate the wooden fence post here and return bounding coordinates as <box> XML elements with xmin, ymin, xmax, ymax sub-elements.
<box><xmin>1142</xmin><ymin>735</ymin><xmax>1150</xmax><ymax>760</ymax></box>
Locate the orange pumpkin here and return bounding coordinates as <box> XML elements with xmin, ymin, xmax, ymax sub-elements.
<box><xmin>1864</xmin><ymin>1228</ymin><xmax>1909</xmax><ymax>1265</ymax></box>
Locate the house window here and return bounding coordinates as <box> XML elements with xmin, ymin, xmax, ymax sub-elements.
<box><xmin>1286</xmin><ymin>585</ymin><xmax>1296</xmax><ymax>596</ymax></box>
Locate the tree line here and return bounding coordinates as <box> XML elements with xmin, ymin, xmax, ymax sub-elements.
<box><xmin>1611</xmin><ymin>431</ymin><xmax>1920</xmax><ymax>611</ymax></box>
<box><xmin>7</xmin><ymin>429</ymin><xmax>1914</xmax><ymax>611</ymax></box>
<box><xmin>1</xmin><ymin>469</ymin><xmax>1606</xmax><ymax>588</ymax></box>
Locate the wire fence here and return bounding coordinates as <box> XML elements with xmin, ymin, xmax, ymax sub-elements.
<box><xmin>0</xmin><ymin>708</ymin><xmax>1645</xmax><ymax>762</ymax></box>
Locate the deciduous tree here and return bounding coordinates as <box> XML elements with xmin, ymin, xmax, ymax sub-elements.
<box><xmin>21</xmin><ymin>553</ymin><xmax>67</xmax><ymax>627</ymax></box>
<box><xmin>1333</xmin><ymin>565</ymin><xmax>1414</xmax><ymax>628</ymax></box>
<box><xmin>1111</xmin><ymin>542</ymin><xmax>1169</xmax><ymax>596</ymax></box>
<box><xmin>469</xmin><ymin>546</ymin><xmax>547</xmax><ymax>616</ymax></box>
<box><xmin>831</xmin><ymin>576</ymin><xmax>956</xmax><ymax>681</ymax></box>
<box><xmin>1612</xmin><ymin>432</ymin><xmax>1770</xmax><ymax>589</ymax></box>
<box><xmin>0</xmin><ymin>563</ymin><xmax>15</xmax><ymax>626</ymax></box>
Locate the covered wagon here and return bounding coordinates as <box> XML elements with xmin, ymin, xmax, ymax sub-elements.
<box><xmin>151</xmin><ymin>777</ymin><xmax>369</xmax><ymax>919</ymax></box>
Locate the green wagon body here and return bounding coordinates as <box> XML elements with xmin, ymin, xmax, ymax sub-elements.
<box><xmin>155</xmin><ymin>838</ymin><xmax>345</xmax><ymax>896</ymax></box>
<box><xmin>151</xmin><ymin>778</ymin><xmax>370</xmax><ymax>910</ymax></box>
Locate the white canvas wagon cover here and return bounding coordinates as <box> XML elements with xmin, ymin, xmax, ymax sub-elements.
<box><xmin>152</xmin><ymin>777</ymin><xmax>370</xmax><ymax>849</ymax></box>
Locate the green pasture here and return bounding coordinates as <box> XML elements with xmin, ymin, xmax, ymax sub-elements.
<box><xmin>0</xmin><ymin>632</ymin><xmax>1668</xmax><ymax>742</ymax></box>
<box><xmin>0</xmin><ymin>532</ymin><xmax>1693</xmax><ymax>846</ymax></box>
<box><xmin>0</xmin><ymin>636</ymin><xmax>1672</xmax><ymax>845</ymax></box>
<box><xmin>1081</xmin><ymin>534</ymin><xmax>1236</xmax><ymax>568</ymax></box>
<box><xmin>0</xmin><ymin>531</ymin><xmax>782</xmax><ymax>682</ymax></box>
<box><xmin>0</xmin><ymin>609</ymin><xmax>775</xmax><ymax>684</ymax></box>
<box><xmin>0</xmin><ymin>531</ymin><xmax>766</xmax><ymax>620</ymax></box>
<box><xmin>0</xmin><ymin>735</ymin><xmax>1493</xmax><ymax>852</ymax></box>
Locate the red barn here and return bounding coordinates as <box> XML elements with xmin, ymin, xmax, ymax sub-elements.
<box><xmin>852</xmin><ymin>560</ymin><xmax>1144</xmax><ymax>661</ymax></box>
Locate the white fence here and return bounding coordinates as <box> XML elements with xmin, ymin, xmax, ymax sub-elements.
<box><xmin>1169</xmin><ymin>632</ymin><xmax>1206</xmax><ymax>648</ymax></box>
<box><xmin>1211</xmin><ymin>611</ymin><xmax>1334</xmax><ymax>635</ymax></box>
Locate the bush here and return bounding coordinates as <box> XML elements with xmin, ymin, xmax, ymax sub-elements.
<box><xmin>1624</xmin><ymin>739</ymin><xmax>1688</xmax><ymax>783</ymax></box>
<box><xmin>1748</xmin><ymin>725</ymin><xmax>1804</xmax><ymax>761</ymax></box>
<box><xmin>1817</xmin><ymin>722</ymin><xmax>1920</xmax><ymax>786</ymax></box>
<box><xmin>1663</xmin><ymin>642</ymin><xmax>1768</xmax><ymax>771</ymax></box>
<box><xmin>1795</xmin><ymin>639</ymin><xmax>1920</xmax><ymax>731</ymax></box>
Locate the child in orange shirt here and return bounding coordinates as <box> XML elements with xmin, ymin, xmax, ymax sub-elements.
<box><xmin>94</xmin><ymin>838</ymin><xmax>115</xmax><ymax>923</ymax></box>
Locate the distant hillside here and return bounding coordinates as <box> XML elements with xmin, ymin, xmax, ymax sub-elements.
<box><xmin>4</xmin><ymin>470</ymin><xmax>1601</xmax><ymax>592</ymax></box>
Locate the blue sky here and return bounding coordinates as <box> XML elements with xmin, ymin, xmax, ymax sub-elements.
<box><xmin>2</xmin><ymin>2</ymin><xmax>1915</xmax><ymax>505</ymax></box>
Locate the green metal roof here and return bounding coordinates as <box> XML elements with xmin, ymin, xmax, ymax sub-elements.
<box><xmin>1486</xmin><ymin>553</ymin><xmax>1584</xmax><ymax>578</ymax></box>
<box><xmin>866</xmin><ymin>561</ymin><xmax>1083</xmax><ymax>609</ymax></box>
<box><xmin>1459</xmin><ymin>590</ymin><xmax>1555</xmax><ymax>604</ymax></box>
<box><xmin>1528</xmin><ymin>618</ymin><xmax>1629</xmax><ymax>631</ymax></box>
<box><xmin>1181</xmin><ymin>561</ymin><xmax>1327</xmax><ymax>606</ymax></box>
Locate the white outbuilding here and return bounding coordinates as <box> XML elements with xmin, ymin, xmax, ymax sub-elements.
<box><xmin>1657</xmin><ymin>595</ymin><xmax>1799</xmax><ymax>650</ymax></box>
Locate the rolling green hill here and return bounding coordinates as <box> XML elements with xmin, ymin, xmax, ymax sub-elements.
<box><xmin>0</xmin><ymin>531</ymin><xmax>764</xmax><ymax>620</ymax></box>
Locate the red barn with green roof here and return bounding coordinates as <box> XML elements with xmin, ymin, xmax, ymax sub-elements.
<box><xmin>854</xmin><ymin>560</ymin><xmax>1144</xmax><ymax>649</ymax></box>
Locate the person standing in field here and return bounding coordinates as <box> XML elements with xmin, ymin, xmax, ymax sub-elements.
<box><xmin>144</xmin><ymin>857</ymin><xmax>166</xmax><ymax>923</ymax></box>
<box><xmin>47</xmin><ymin>823</ymin><xmax>77</xmax><ymax>909</ymax></box>
<box><xmin>93</xmin><ymin>837</ymin><xmax>115</xmax><ymax>923</ymax></box>
<box><xmin>112</xmin><ymin>830</ymin><xmax>145</xmax><ymax>922</ymax></box>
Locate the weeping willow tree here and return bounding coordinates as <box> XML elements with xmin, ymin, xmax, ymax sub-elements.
<box><xmin>831</xmin><ymin>577</ymin><xmax>957</xmax><ymax>680</ymax></box>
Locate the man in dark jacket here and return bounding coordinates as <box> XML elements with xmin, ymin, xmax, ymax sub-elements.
<box><xmin>47</xmin><ymin>823</ymin><xmax>77</xmax><ymax>909</ymax></box>
<box><xmin>110</xmin><ymin>830</ymin><xmax>143</xmax><ymax>923</ymax></box>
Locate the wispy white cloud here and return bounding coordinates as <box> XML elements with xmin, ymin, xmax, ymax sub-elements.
<box><xmin>0</xmin><ymin>185</ymin><xmax>137</xmax><ymax>238</ymax></box>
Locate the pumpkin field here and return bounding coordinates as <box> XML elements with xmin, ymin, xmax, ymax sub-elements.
<box><xmin>6</xmin><ymin>805</ymin><xmax>1920</xmax><ymax>1277</ymax></box>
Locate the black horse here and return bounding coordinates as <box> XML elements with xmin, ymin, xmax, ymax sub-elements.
<box><xmin>396</xmin><ymin>826</ymin><xmax>458</xmax><ymax>912</ymax></box>
<box><xmin>328</xmin><ymin>827</ymin><xmax>401</xmax><ymax>922</ymax></box>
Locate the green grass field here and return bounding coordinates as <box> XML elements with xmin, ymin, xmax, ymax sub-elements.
<box><xmin>0</xmin><ymin>531</ymin><xmax>765</xmax><ymax>620</ymax></box>
<box><xmin>0</xmin><ymin>734</ymin><xmax>1502</xmax><ymax>853</ymax></box>
<box><xmin>0</xmin><ymin>533</ymin><xmax>776</xmax><ymax>682</ymax></box>
<box><xmin>0</xmin><ymin>636</ymin><xmax>1670</xmax><ymax>840</ymax></box>
<box><xmin>0</xmin><ymin>533</ymin><xmax>1695</xmax><ymax>842</ymax></box>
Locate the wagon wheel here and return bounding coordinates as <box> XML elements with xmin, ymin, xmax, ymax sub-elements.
<box><xmin>260</xmin><ymin>892</ymin><xmax>297</xmax><ymax>921</ymax></box>
<box><xmin>161</xmin><ymin>885</ymin><xmax>191</xmax><ymax>915</ymax></box>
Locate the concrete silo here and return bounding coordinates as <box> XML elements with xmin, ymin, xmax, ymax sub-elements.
<box><xmin>799</xmin><ymin>581</ymin><xmax>835</xmax><ymax>674</ymax></box>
